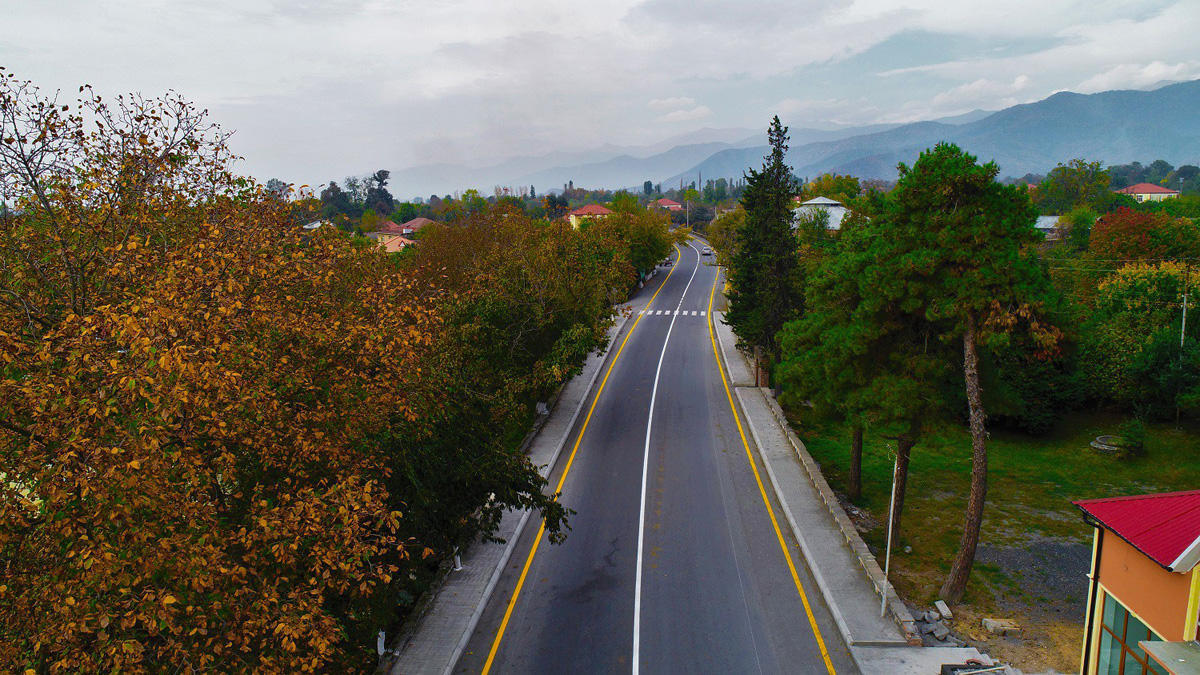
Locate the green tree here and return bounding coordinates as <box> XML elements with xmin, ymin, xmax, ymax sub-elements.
<box><xmin>881</xmin><ymin>143</ymin><xmax>1058</xmax><ymax>603</ymax></box>
<box><xmin>726</xmin><ymin>116</ymin><xmax>801</xmax><ymax>376</ymax></box>
<box><xmin>706</xmin><ymin>208</ymin><xmax>745</xmax><ymax>265</ymax></box>
<box><xmin>643</xmin><ymin>180</ymin><xmax>654</xmax><ymax>196</ymax></box>
<box><xmin>1036</xmin><ymin>159</ymin><xmax>1110</xmax><ymax>214</ymax></box>
<box><xmin>802</xmin><ymin>173</ymin><xmax>860</xmax><ymax>204</ymax></box>
<box><xmin>779</xmin><ymin>206</ymin><xmax>952</xmax><ymax>527</ymax></box>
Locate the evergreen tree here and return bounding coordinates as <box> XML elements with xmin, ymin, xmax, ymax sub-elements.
<box><xmin>883</xmin><ymin>143</ymin><xmax>1058</xmax><ymax>603</ymax></box>
<box><xmin>778</xmin><ymin>219</ymin><xmax>952</xmax><ymax>531</ymax></box>
<box><xmin>726</xmin><ymin>116</ymin><xmax>801</xmax><ymax>375</ymax></box>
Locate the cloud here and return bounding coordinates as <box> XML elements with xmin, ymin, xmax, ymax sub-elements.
<box><xmin>3</xmin><ymin>0</ymin><xmax>1195</xmax><ymax>189</ymax></box>
<box><xmin>929</xmin><ymin>75</ymin><xmax>1031</xmax><ymax>110</ymax></box>
<box><xmin>649</xmin><ymin>96</ymin><xmax>696</xmax><ymax>111</ymax></box>
<box><xmin>1077</xmin><ymin>60</ymin><xmax>1200</xmax><ymax>93</ymax></box>
<box><xmin>658</xmin><ymin>105</ymin><xmax>714</xmax><ymax>123</ymax></box>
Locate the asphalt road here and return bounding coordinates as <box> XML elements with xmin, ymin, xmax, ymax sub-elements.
<box><xmin>456</xmin><ymin>241</ymin><xmax>857</xmax><ymax>674</ymax></box>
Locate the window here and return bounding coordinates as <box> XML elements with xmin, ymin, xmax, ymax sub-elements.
<box><xmin>1096</xmin><ymin>592</ymin><xmax>1165</xmax><ymax>674</ymax></box>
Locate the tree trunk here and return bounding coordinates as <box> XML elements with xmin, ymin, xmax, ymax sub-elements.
<box><xmin>941</xmin><ymin>313</ymin><xmax>989</xmax><ymax>604</ymax></box>
<box><xmin>848</xmin><ymin>426</ymin><xmax>863</xmax><ymax>501</ymax></box>
<box><xmin>889</xmin><ymin>434</ymin><xmax>914</xmax><ymax>543</ymax></box>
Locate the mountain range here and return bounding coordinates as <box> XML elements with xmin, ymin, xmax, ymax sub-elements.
<box><xmin>389</xmin><ymin>80</ymin><xmax>1200</xmax><ymax>198</ymax></box>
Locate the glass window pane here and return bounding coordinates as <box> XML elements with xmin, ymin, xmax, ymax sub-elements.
<box><xmin>1097</xmin><ymin>629</ymin><xmax>1121</xmax><ymax>674</ymax></box>
<box><xmin>1127</xmin><ymin>614</ymin><xmax>1150</xmax><ymax>659</ymax></box>
<box><xmin>1149</xmin><ymin>657</ymin><xmax>1170</xmax><ymax>675</ymax></box>
<box><xmin>1103</xmin><ymin>593</ymin><xmax>1123</xmax><ymax>629</ymax></box>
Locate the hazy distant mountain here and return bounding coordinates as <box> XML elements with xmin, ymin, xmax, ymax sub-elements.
<box><xmin>385</xmin><ymin>80</ymin><xmax>1200</xmax><ymax>197</ymax></box>
<box><xmin>388</xmin><ymin>128</ymin><xmax>757</xmax><ymax>199</ymax></box>
<box><xmin>669</xmin><ymin>80</ymin><xmax>1200</xmax><ymax>185</ymax></box>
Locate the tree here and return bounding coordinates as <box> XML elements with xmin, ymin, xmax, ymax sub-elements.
<box><xmin>265</xmin><ymin>178</ymin><xmax>290</xmax><ymax>200</ymax></box>
<box><xmin>1089</xmin><ymin>207</ymin><xmax>1200</xmax><ymax>261</ymax></box>
<box><xmin>592</xmin><ymin>202</ymin><xmax>672</xmax><ymax>275</ymax></box>
<box><xmin>365</xmin><ymin>169</ymin><xmax>394</xmax><ymax>215</ymax></box>
<box><xmin>779</xmin><ymin>208</ymin><xmax>952</xmax><ymax>528</ymax></box>
<box><xmin>611</xmin><ymin>190</ymin><xmax>638</xmax><ymax>213</ymax></box>
<box><xmin>643</xmin><ymin>180</ymin><xmax>654</xmax><ymax>196</ymax></box>
<box><xmin>879</xmin><ymin>143</ymin><xmax>1059</xmax><ymax>603</ymax></box>
<box><xmin>530</xmin><ymin>185</ymin><xmax>537</xmax><ymax>199</ymax></box>
<box><xmin>706</xmin><ymin>208</ymin><xmax>745</xmax><ymax>265</ymax></box>
<box><xmin>1036</xmin><ymin>159</ymin><xmax>1110</xmax><ymax>214</ymax></box>
<box><xmin>544</xmin><ymin>194</ymin><xmax>569</xmax><ymax>220</ymax></box>
<box><xmin>1</xmin><ymin>73</ymin><xmax>592</xmax><ymax>672</ymax></box>
<box><xmin>1063</xmin><ymin>207</ymin><xmax>1097</xmax><ymax>251</ymax></box>
<box><xmin>726</xmin><ymin>116</ymin><xmax>801</xmax><ymax>376</ymax></box>
<box><xmin>802</xmin><ymin>173</ymin><xmax>860</xmax><ymax>204</ymax></box>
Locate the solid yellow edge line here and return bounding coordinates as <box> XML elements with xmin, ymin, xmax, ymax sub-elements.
<box><xmin>481</xmin><ymin>244</ymin><xmax>682</xmax><ymax>674</ymax></box>
<box><xmin>704</xmin><ymin>257</ymin><xmax>837</xmax><ymax>675</ymax></box>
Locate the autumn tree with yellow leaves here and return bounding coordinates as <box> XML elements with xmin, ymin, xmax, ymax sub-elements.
<box><xmin>0</xmin><ymin>72</ymin><xmax>642</xmax><ymax>671</ymax></box>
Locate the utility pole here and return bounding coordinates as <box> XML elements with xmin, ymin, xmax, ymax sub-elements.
<box><xmin>1183</xmin><ymin>261</ymin><xmax>1191</xmax><ymax>350</ymax></box>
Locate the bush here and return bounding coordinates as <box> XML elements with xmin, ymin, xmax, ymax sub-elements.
<box><xmin>1089</xmin><ymin>207</ymin><xmax>1200</xmax><ymax>261</ymax></box>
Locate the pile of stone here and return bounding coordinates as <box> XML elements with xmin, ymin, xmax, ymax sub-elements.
<box><xmin>915</xmin><ymin>600</ymin><xmax>965</xmax><ymax>647</ymax></box>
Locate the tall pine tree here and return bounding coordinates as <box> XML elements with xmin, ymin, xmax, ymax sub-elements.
<box><xmin>880</xmin><ymin>144</ymin><xmax>1059</xmax><ymax>603</ymax></box>
<box><xmin>726</xmin><ymin>116</ymin><xmax>801</xmax><ymax>377</ymax></box>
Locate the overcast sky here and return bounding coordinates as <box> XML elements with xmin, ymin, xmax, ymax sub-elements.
<box><xmin>4</xmin><ymin>0</ymin><xmax>1198</xmax><ymax>187</ymax></box>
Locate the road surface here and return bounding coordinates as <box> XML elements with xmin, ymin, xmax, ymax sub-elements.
<box><xmin>455</xmin><ymin>241</ymin><xmax>857</xmax><ymax>674</ymax></box>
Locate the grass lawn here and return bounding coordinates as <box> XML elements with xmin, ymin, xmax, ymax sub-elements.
<box><xmin>787</xmin><ymin>407</ymin><xmax>1200</xmax><ymax>673</ymax></box>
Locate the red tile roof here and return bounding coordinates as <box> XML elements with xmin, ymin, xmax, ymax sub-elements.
<box><xmin>1075</xmin><ymin>490</ymin><xmax>1200</xmax><ymax>572</ymax></box>
<box><xmin>1116</xmin><ymin>183</ymin><xmax>1181</xmax><ymax>195</ymax></box>
<box><xmin>375</xmin><ymin>220</ymin><xmax>406</xmax><ymax>234</ymax></box>
<box><xmin>401</xmin><ymin>217</ymin><xmax>435</xmax><ymax>231</ymax></box>
<box><xmin>655</xmin><ymin>198</ymin><xmax>682</xmax><ymax>207</ymax></box>
<box><xmin>570</xmin><ymin>204</ymin><xmax>613</xmax><ymax>216</ymax></box>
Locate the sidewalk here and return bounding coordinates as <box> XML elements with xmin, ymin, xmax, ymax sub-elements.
<box><xmin>712</xmin><ymin>310</ymin><xmax>1000</xmax><ymax>674</ymax></box>
<box><xmin>390</xmin><ymin>309</ymin><xmax>635</xmax><ymax>674</ymax></box>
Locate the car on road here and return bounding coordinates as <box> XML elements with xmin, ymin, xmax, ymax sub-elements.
<box><xmin>701</xmin><ymin>246</ymin><xmax>713</xmax><ymax>256</ymax></box>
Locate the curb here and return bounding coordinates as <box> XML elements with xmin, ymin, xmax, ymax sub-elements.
<box><xmin>756</xmin><ymin>392</ymin><xmax>921</xmax><ymax>645</ymax></box>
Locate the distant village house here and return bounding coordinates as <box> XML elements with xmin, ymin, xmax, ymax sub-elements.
<box><xmin>1116</xmin><ymin>183</ymin><xmax>1181</xmax><ymax>203</ymax></box>
<box><xmin>567</xmin><ymin>204</ymin><xmax>613</xmax><ymax>229</ymax></box>
<box><xmin>654</xmin><ymin>198</ymin><xmax>683</xmax><ymax>212</ymax></box>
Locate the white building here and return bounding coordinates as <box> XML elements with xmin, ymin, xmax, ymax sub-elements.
<box><xmin>793</xmin><ymin>196</ymin><xmax>849</xmax><ymax>230</ymax></box>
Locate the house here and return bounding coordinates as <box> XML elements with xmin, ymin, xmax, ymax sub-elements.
<box><xmin>302</xmin><ymin>219</ymin><xmax>332</xmax><ymax>231</ymax></box>
<box><xmin>1075</xmin><ymin>490</ymin><xmax>1200</xmax><ymax>674</ymax></box>
<box><xmin>567</xmin><ymin>204</ymin><xmax>613</xmax><ymax>229</ymax></box>
<box><xmin>365</xmin><ymin>231</ymin><xmax>415</xmax><ymax>252</ymax></box>
<box><xmin>1116</xmin><ymin>183</ymin><xmax>1181</xmax><ymax>203</ymax></box>
<box><xmin>374</xmin><ymin>220</ymin><xmax>407</xmax><ymax>235</ymax></box>
<box><xmin>793</xmin><ymin>196</ymin><xmax>849</xmax><ymax>230</ymax></box>
<box><xmin>654</xmin><ymin>198</ymin><xmax>683</xmax><ymax>212</ymax></box>
<box><xmin>399</xmin><ymin>217</ymin><xmax>435</xmax><ymax>235</ymax></box>
<box><xmin>1036</xmin><ymin>215</ymin><xmax>1062</xmax><ymax>241</ymax></box>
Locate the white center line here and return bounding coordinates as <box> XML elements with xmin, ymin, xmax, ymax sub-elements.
<box><xmin>632</xmin><ymin>242</ymin><xmax>701</xmax><ymax>674</ymax></box>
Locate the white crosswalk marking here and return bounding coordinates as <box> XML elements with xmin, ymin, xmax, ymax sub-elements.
<box><xmin>700</xmin><ymin>311</ymin><xmax>706</xmax><ymax>316</ymax></box>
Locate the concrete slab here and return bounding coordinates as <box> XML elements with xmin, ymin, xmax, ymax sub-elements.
<box><xmin>852</xmin><ymin>646</ymin><xmax>995</xmax><ymax>674</ymax></box>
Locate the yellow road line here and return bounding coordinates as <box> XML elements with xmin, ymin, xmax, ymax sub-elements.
<box><xmin>481</xmin><ymin>245</ymin><xmax>682</xmax><ymax>674</ymax></box>
<box><xmin>703</xmin><ymin>257</ymin><xmax>837</xmax><ymax>675</ymax></box>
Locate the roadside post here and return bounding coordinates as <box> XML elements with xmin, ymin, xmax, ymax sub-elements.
<box><xmin>882</xmin><ymin>451</ymin><xmax>899</xmax><ymax>618</ymax></box>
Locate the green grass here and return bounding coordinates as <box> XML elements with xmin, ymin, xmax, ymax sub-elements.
<box><xmin>788</xmin><ymin>408</ymin><xmax>1200</xmax><ymax>669</ymax></box>
<box><xmin>795</xmin><ymin>410</ymin><xmax>1200</xmax><ymax>549</ymax></box>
